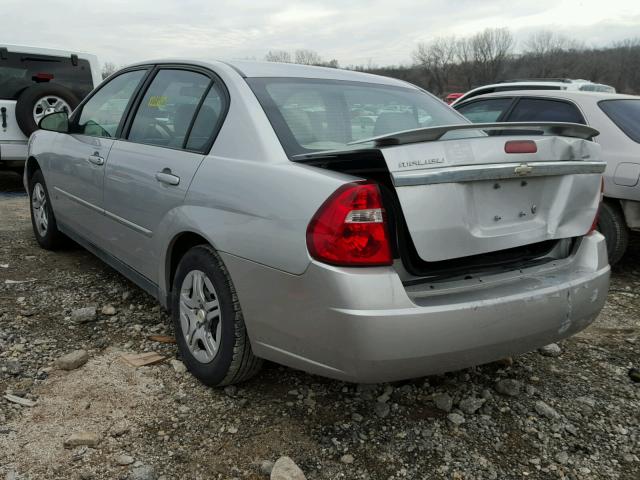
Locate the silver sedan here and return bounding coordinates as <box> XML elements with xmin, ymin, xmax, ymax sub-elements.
<box><xmin>25</xmin><ymin>60</ymin><xmax>609</xmax><ymax>385</ymax></box>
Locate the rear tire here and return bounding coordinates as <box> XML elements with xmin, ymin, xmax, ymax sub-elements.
<box><xmin>171</xmin><ymin>244</ymin><xmax>262</xmax><ymax>386</ymax></box>
<box><xmin>29</xmin><ymin>169</ymin><xmax>66</xmax><ymax>250</ymax></box>
<box><xmin>597</xmin><ymin>200</ymin><xmax>629</xmax><ymax>266</ymax></box>
<box><xmin>16</xmin><ymin>84</ymin><xmax>79</xmax><ymax>136</ymax></box>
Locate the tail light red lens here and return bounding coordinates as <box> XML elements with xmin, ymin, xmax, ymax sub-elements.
<box><xmin>306</xmin><ymin>181</ymin><xmax>392</xmax><ymax>266</ymax></box>
<box><xmin>504</xmin><ymin>140</ymin><xmax>537</xmax><ymax>154</ymax></box>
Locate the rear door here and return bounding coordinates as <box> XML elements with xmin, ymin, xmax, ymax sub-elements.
<box><xmin>48</xmin><ymin>69</ymin><xmax>148</xmax><ymax>243</ymax></box>
<box><xmin>102</xmin><ymin>67</ymin><xmax>227</xmax><ymax>281</ymax></box>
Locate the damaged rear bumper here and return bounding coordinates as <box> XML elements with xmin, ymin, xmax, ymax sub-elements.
<box><xmin>223</xmin><ymin>232</ymin><xmax>610</xmax><ymax>383</ymax></box>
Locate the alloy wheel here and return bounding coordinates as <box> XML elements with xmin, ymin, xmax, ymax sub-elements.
<box><xmin>32</xmin><ymin>95</ymin><xmax>71</xmax><ymax>125</ymax></box>
<box><xmin>31</xmin><ymin>183</ymin><xmax>48</xmax><ymax>237</ymax></box>
<box><xmin>179</xmin><ymin>270</ymin><xmax>222</xmax><ymax>363</ymax></box>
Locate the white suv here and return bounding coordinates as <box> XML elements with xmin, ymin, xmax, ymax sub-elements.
<box><xmin>0</xmin><ymin>44</ymin><xmax>101</xmax><ymax>172</ymax></box>
<box><xmin>451</xmin><ymin>78</ymin><xmax>616</xmax><ymax>106</ymax></box>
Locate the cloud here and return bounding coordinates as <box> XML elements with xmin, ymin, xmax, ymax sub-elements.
<box><xmin>2</xmin><ymin>0</ymin><xmax>639</xmax><ymax>68</ymax></box>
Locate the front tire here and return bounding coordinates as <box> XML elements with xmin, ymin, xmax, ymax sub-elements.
<box><xmin>597</xmin><ymin>200</ymin><xmax>629</xmax><ymax>266</ymax></box>
<box><xmin>29</xmin><ymin>169</ymin><xmax>65</xmax><ymax>250</ymax></box>
<box><xmin>171</xmin><ymin>245</ymin><xmax>262</xmax><ymax>386</ymax></box>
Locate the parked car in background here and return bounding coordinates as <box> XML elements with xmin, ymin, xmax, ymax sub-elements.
<box><xmin>0</xmin><ymin>44</ymin><xmax>101</xmax><ymax>172</ymax></box>
<box><xmin>451</xmin><ymin>78</ymin><xmax>616</xmax><ymax>106</ymax></box>
<box><xmin>25</xmin><ymin>60</ymin><xmax>609</xmax><ymax>386</ymax></box>
<box><xmin>444</xmin><ymin>92</ymin><xmax>463</xmax><ymax>104</ymax></box>
<box><xmin>454</xmin><ymin>90</ymin><xmax>640</xmax><ymax>264</ymax></box>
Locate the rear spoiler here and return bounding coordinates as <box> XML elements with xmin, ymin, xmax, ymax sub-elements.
<box><xmin>348</xmin><ymin>122</ymin><xmax>600</xmax><ymax>147</ymax></box>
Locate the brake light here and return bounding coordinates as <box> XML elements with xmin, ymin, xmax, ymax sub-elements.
<box><xmin>505</xmin><ymin>140</ymin><xmax>537</xmax><ymax>154</ymax></box>
<box><xmin>588</xmin><ymin>177</ymin><xmax>605</xmax><ymax>234</ymax></box>
<box><xmin>306</xmin><ymin>181</ymin><xmax>392</xmax><ymax>266</ymax></box>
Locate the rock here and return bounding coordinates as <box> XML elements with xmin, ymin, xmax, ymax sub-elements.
<box><xmin>260</xmin><ymin>460</ymin><xmax>274</xmax><ymax>476</ymax></box>
<box><xmin>3</xmin><ymin>394</ymin><xmax>36</xmax><ymax>407</ymax></box>
<box><xmin>55</xmin><ymin>350</ymin><xmax>88</xmax><ymax>370</ymax></box>
<box><xmin>433</xmin><ymin>393</ymin><xmax>453</xmax><ymax>412</ymax></box>
<box><xmin>270</xmin><ymin>456</ymin><xmax>306</xmax><ymax>480</ymax></box>
<box><xmin>115</xmin><ymin>454</ymin><xmax>134</xmax><ymax>466</ymax></box>
<box><xmin>111</xmin><ymin>421</ymin><xmax>130</xmax><ymax>437</ymax></box>
<box><xmin>224</xmin><ymin>385</ymin><xmax>238</xmax><ymax>397</ymax></box>
<box><xmin>227</xmin><ymin>426</ymin><xmax>238</xmax><ymax>434</ymax></box>
<box><xmin>71</xmin><ymin>307</ymin><xmax>97</xmax><ymax>323</ymax></box>
<box><xmin>63</xmin><ymin>432</ymin><xmax>101</xmax><ymax>448</ymax></box>
<box><xmin>130</xmin><ymin>465</ymin><xmax>156</xmax><ymax>480</ymax></box>
<box><xmin>374</xmin><ymin>402</ymin><xmax>390</xmax><ymax>418</ymax></box>
<box><xmin>539</xmin><ymin>343</ymin><xmax>562</xmax><ymax>357</ymax></box>
<box><xmin>495</xmin><ymin>379</ymin><xmax>522</xmax><ymax>397</ymax></box>
<box><xmin>169</xmin><ymin>359</ymin><xmax>186</xmax><ymax>374</ymax></box>
<box><xmin>352</xmin><ymin>413</ymin><xmax>363</xmax><ymax>422</ymax></box>
<box><xmin>555</xmin><ymin>451</ymin><xmax>569</xmax><ymax>465</ymax></box>
<box><xmin>629</xmin><ymin>368</ymin><xmax>640</xmax><ymax>383</ymax></box>
<box><xmin>448</xmin><ymin>413</ymin><xmax>465</xmax><ymax>425</ymax></box>
<box><xmin>340</xmin><ymin>454</ymin><xmax>355</xmax><ymax>464</ymax></box>
<box><xmin>5</xmin><ymin>360</ymin><xmax>22</xmax><ymax>376</ymax></box>
<box><xmin>459</xmin><ymin>397</ymin><xmax>486</xmax><ymax>415</ymax></box>
<box><xmin>101</xmin><ymin>305</ymin><xmax>117</xmax><ymax>316</ymax></box>
<box><xmin>535</xmin><ymin>400</ymin><xmax>560</xmax><ymax>420</ymax></box>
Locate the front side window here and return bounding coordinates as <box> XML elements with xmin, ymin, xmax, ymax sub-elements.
<box><xmin>128</xmin><ymin>69</ymin><xmax>210</xmax><ymax>149</ymax></box>
<box><xmin>599</xmin><ymin>99</ymin><xmax>640</xmax><ymax>143</ymax></box>
<box><xmin>248</xmin><ymin>78</ymin><xmax>465</xmax><ymax>156</ymax></box>
<box><xmin>76</xmin><ymin>69</ymin><xmax>146</xmax><ymax>137</ymax></box>
<box><xmin>506</xmin><ymin>98</ymin><xmax>585</xmax><ymax>124</ymax></box>
<box><xmin>456</xmin><ymin>98</ymin><xmax>513</xmax><ymax>123</ymax></box>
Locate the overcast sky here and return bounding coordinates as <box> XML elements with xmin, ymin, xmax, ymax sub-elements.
<box><xmin>5</xmin><ymin>0</ymin><xmax>640</xmax><ymax>68</ymax></box>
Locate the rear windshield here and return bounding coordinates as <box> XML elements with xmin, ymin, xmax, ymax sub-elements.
<box><xmin>599</xmin><ymin>99</ymin><xmax>640</xmax><ymax>143</ymax></box>
<box><xmin>247</xmin><ymin>77</ymin><xmax>465</xmax><ymax>156</ymax></box>
<box><xmin>0</xmin><ymin>52</ymin><xmax>94</xmax><ymax>100</ymax></box>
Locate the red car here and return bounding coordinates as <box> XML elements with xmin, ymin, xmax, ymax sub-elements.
<box><xmin>444</xmin><ymin>92</ymin><xmax>464</xmax><ymax>104</ymax></box>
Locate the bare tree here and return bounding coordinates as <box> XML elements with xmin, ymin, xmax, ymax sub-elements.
<box><xmin>470</xmin><ymin>28</ymin><xmax>514</xmax><ymax>84</ymax></box>
<box><xmin>264</xmin><ymin>50</ymin><xmax>292</xmax><ymax>63</ymax></box>
<box><xmin>413</xmin><ymin>37</ymin><xmax>457</xmax><ymax>95</ymax></box>
<box><xmin>101</xmin><ymin>61</ymin><xmax>118</xmax><ymax>79</ymax></box>
<box><xmin>294</xmin><ymin>49</ymin><xmax>323</xmax><ymax>65</ymax></box>
<box><xmin>524</xmin><ymin>31</ymin><xmax>582</xmax><ymax>77</ymax></box>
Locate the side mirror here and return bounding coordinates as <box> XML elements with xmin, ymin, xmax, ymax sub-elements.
<box><xmin>39</xmin><ymin>111</ymin><xmax>69</xmax><ymax>133</ymax></box>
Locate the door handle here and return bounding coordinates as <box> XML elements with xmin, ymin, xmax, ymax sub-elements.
<box><xmin>155</xmin><ymin>169</ymin><xmax>180</xmax><ymax>186</ymax></box>
<box><xmin>87</xmin><ymin>153</ymin><xmax>104</xmax><ymax>166</ymax></box>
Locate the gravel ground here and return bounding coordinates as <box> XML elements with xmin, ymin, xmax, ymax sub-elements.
<box><xmin>0</xmin><ymin>170</ymin><xmax>638</xmax><ymax>480</ymax></box>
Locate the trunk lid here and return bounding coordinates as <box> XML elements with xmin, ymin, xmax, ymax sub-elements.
<box><xmin>373</xmin><ymin>124</ymin><xmax>604</xmax><ymax>262</ymax></box>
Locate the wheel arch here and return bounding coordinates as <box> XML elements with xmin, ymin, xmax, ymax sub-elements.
<box><xmin>25</xmin><ymin>156</ymin><xmax>41</xmax><ymax>185</ymax></box>
<box><xmin>163</xmin><ymin>230</ymin><xmax>215</xmax><ymax>309</ymax></box>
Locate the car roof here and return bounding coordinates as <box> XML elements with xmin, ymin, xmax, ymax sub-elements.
<box><xmin>2</xmin><ymin>43</ymin><xmax>97</xmax><ymax>61</ymax></box>
<box><xmin>458</xmin><ymin>90</ymin><xmax>639</xmax><ymax>103</ymax></box>
<box><xmin>126</xmin><ymin>58</ymin><xmax>418</xmax><ymax>89</ymax></box>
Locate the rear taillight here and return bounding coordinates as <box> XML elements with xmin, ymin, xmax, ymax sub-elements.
<box><xmin>306</xmin><ymin>181</ymin><xmax>392</xmax><ymax>266</ymax></box>
<box><xmin>504</xmin><ymin>140</ymin><xmax>537</xmax><ymax>154</ymax></box>
<box><xmin>588</xmin><ymin>177</ymin><xmax>605</xmax><ymax>234</ymax></box>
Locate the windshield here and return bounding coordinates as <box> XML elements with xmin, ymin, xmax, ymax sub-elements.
<box><xmin>247</xmin><ymin>77</ymin><xmax>466</xmax><ymax>156</ymax></box>
<box><xmin>599</xmin><ymin>99</ymin><xmax>640</xmax><ymax>143</ymax></box>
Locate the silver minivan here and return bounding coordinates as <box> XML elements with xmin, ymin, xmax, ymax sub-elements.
<box><xmin>25</xmin><ymin>60</ymin><xmax>609</xmax><ymax>386</ymax></box>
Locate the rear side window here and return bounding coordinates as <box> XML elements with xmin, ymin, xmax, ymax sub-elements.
<box><xmin>185</xmin><ymin>84</ymin><xmax>226</xmax><ymax>152</ymax></box>
<box><xmin>599</xmin><ymin>99</ymin><xmax>640</xmax><ymax>143</ymax></box>
<box><xmin>128</xmin><ymin>69</ymin><xmax>210</xmax><ymax>150</ymax></box>
<box><xmin>455</xmin><ymin>98</ymin><xmax>512</xmax><ymax>123</ymax></box>
<box><xmin>76</xmin><ymin>70</ymin><xmax>146</xmax><ymax>138</ymax></box>
<box><xmin>506</xmin><ymin>98</ymin><xmax>585</xmax><ymax>124</ymax></box>
<box><xmin>0</xmin><ymin>52</ymin><xmax>94</xmax><ymax>100</ymax></box>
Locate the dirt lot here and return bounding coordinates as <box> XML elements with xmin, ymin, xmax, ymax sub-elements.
<box><xmin>0</xmin><ymin>170</ymin><xmax>638</xmax><ymax>480</ymax></box>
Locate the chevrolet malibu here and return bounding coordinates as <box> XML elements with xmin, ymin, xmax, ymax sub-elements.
<box><xmin>25</xmin><ymin>60</ymin><xmax>610</xmax><ymax>386</ymax></box>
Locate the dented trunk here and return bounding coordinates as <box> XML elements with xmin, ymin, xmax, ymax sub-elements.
<box><xmin>382</xmin><ymin>134</ymin><xmax>604</xmax><ymax>262</ymax></box>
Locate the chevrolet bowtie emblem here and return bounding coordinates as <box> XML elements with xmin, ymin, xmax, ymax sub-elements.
<box><xmin>514</xmin><ymin>163</ymin><xmax>533</xmax><ymax>176</ymax></box>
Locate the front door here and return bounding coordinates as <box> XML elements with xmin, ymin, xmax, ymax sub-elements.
<box><xmin>49</xmin><ymin>69</ymin><xmax>148</xmax><ymax>243</ymax></box>
<box><xmin>102</xmin><ymin>68</ymin><xmax>227</xmax><ymax>282</ymax></box>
